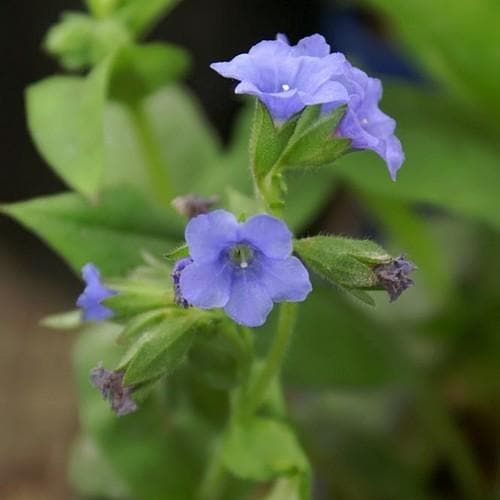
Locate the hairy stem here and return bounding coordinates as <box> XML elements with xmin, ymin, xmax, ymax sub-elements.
<box><xmin>244</xmin><ymin>302</ymin><xmax>297</xmax><ymax>417</ymax></box>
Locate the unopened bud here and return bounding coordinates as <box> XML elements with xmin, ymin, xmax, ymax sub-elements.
<box><xmin>374</xmin><ymin>255</ymin><xmax>416</xmax><ymax>302</ymax></box>
<box><xmin>90</xmin><ymin>364</ymin><xmax>137</xmax><ymax>416</ymax></box>
<box><xmin>171</xmin><ymin>194</ymin><xmax>218</xmax><ymax>219</ymax></box>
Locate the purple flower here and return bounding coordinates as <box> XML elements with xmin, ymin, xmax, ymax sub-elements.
<box><xmin>76</xmin><ymin>263</ymin><xmax>116</xmax><ymax>321</ymax></box>
<box><xmin>212</xmin><ymin>33</ymin><xmax>404</xmax><ymax>179</ymax></box>
<box><xmin>210</xmin><ymin>35</ymin><xmax>348</xmax><ymax>121</ymax></box>
<box><xmin>282</xmin><ymin>34</ymin><xmax>404</xmax><ymax>179</ymax></box>
<box><xmin>323</xmin><ymin>62</ymin><xmax>404</xmax><ymax>180</ymax></box>
<box><xmin>178</xmin><ymin>210</ymin><xmax>312</xmax><ymax>327</ymax></box>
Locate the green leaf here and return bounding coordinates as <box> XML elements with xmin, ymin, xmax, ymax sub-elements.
<box><xmin>337</xmin><ymin>84</ymin><xmax>500</xmax><ymax>232</ymax></box>
<box><xmin>249</xmin><ymin>100</ymin><xmax>283</xmax><ymax>179</ymax></box>
<box><xmin>1</xmin><ymin>187</ymin><xmax>182</xmax><ymax>276</ymax></box>
<box><xmin>222</xmin><ymin>417</ymin><xmax>310</xmax><ymax>484</ymax></box>
<box><xmin>120</xmin><ymin>316</ymin><xmax>196</xmax><ymax>385</ymax></box>
<box><xmin>103</xmin><ymin>284</ymin><xmax>170</xmax><ymax>319</ymax></box>
<box><xmin>188</xmin><ymin>322</ymin><xmax>246</xmax><ymax>390</ymax></box>
<box><xmin>117</xmin><ymin>309</ymin><xmax>167</xmax><ymax>345</ymax></box>
<box><xmin>27</xmin><ymin>45</ymin><xmax>189</xmax><ymax>199</ymax></box>
<box><xmin>283</xmin><ymin>287</ymin><xmax>416</xmax><ymax>387</ymax></box>
<box><xmin>40</xmin><ymin>310</ymin><xmax>82</xmax><ymax>330</ymax></box>
<box><xmin>294</xmin><ymin>235</ymin><xmax>392</xmax><ymax>291</ymax></box>
<box><xmin>164</xmin><ymin>243</ymin><xmax>189</xmax><ymax>261</ymax></box>
<box><xmin>26</xmin><ymin>58</ymin><xmax>111</xmax><ymax>198</ymax></box>
<box><xmin>291</xmin><ymin>104</ymin><xmax>322</xmax><ymax>138</ymax></box>
<box><xmin>366</xmin><ymin>0</ymin><xmax>500</xmax><ymax>121</ymax></box>
<box><xmin>280</xmin><ymin>106</ymin><xmax>350</xmax><ymax>169</ymax></box>
<box><xmin>108</xmin><ymin>42</ymin><xmax>190</xmax><ymax>102</ymax></box>
<box><xmin>114</xmin><ymin>0</ymin><xmax>179</xmax><ymax>38</ymax></box>
<box><xmin>142</xmin><ymin>86</ymin><xmax>221</xmax><ymax>196</ymax></box>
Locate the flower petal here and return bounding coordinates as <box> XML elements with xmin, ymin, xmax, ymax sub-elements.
<box><xmin>179</xmin><ymin>260</ymin><xmax>231</xmax><ymax>308</ymax></box>
<box><xmin>293</xmin><ymin>34</ymin><xmax>331</xmax><ymax>57</ymax></box>
<box><xmin>224</xmin><ymin>271</ymin><xmax>273</xmax><ymax>327</ymax></box>
<box><xmin>260</xmin><ymin>256</ymin><xmax>312</xmax><ymax>302</ymax></box>
<box><xmin>239</xmin><ymin>214</ymin><xmax>293</xmax><ymax>259</ymax></box>
<box><xmin>185</xmin><ymin>209</ymin><xmax>239</xmax><ymax>263</ymax></box>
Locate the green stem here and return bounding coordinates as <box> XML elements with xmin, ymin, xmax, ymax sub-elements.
<box><xmin>243</xmin><ymin>302</ymin><xmax>298</xmax><ymax>416</ymax></box>
<box><xmin>198</xmin><ymin>440</ymin><xmax>227</xmax><ymax>500</ymax></box>
<box><xmin>129</xmin><ymin>104</ymin><xmax>173</xmax><ymax>206</ymax></box>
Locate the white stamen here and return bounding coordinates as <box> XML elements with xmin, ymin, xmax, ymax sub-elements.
<box><xmin>240</xmin><ymin>261</ymin><xmax>248</xmax><ymax>269</ymax></box>
<box><xmin>281</xmin><ymin>83</ymin><xmax>290</xmax><ymax>91</ymax></box>
<box><xmin>361</xmin><ymin>118</ymin><xmax>369</xmax><ymax>125</ymax></box>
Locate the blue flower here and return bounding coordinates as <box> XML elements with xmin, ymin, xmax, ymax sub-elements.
<box><xmin>324</xmin><ymin>62</ymin><xmax>404</xmax><ymax>180</ymax></box>
<box><xmin>178</xmin><ymin>210</ymin><xmax>312</xmax><ymax>327</ymax></box>
<box><xmin>212</xmin><ymin>33</ymin><xmax>404</xmax><ymax>179</ymax></box>
<box><xmin>76</xmin><ymin>263</ymin><xmax>116</xmax><ymax>321</ymax></box>
<box><xmin>210</xmin><ymin>35</ymin><xmax>348</xmax><ymax>121</ymax></box>
<box><xmin>284</xmin><ymin>34</ymin><xmax>404</xmax><ymax>179</ymax></box>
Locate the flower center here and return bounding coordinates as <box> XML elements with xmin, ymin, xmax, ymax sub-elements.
<box><xmin>229</xmin><ymin>244</ymin><xmax>255</xmax><ymax>269</ymax></box>
<box><xmin>281</xmin><ymin>83</ymin><xmax>291</xmax><ymax>91</ymax></box>
<box><xmin>361</xmin><ymin>117</ymin><xmax>369</xmax><ymax>125</ymax></box>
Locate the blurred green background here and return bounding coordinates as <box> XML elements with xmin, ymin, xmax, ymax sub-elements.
<box><xmin>1</xmin><ymin>0</ymin><xmax>499</xmax><ymax>499</ymax></box>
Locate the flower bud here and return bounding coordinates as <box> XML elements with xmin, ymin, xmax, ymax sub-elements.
<box><xmin>90</xmin><ymin>364</ymin><xmax>137</xmax><ymax>416</ymax></box>
<box><xmin>373</xmin><ymin>255</ymin><xmax>416</xmax><ymax>302</ymax></box>
<box><xmin>294</xmin><ymin>236</ymin><xmax>415</xmax><ymax>303</ymax></box>
<box><xmin>171</xmin><ymin>194</ymin><xmax>218</xmax><ymax>219</ymax></box>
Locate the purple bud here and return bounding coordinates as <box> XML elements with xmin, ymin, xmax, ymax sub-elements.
<box><xmin>374</xmin><ymin>255</ymin><xmax>416</xmax><ymax>302</ymax></box>
<box><xmin>171</xmin><ymin>194</ymin><xmax>218</xmax><ymax>219</ymax></box>
<box><xmin>171</xmin><ymin>257</ymin><xmax>194</xmax><ymax>308</ymax></box>
<box><xmin>90</xmin><ymin>364</ymin><xmax>138</xmax><ymax>417</ymax></box>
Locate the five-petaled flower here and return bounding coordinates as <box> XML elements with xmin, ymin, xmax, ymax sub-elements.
<box><xmin>176</xmin><ymin>210</ymin><xmax>312</xmax><ymax>327</ymax></box>
<box><xmin>210</xmin><ymin>35</ymin><xmax>349</xmax><ymax>121</ymax></box>
<box><xmin>76</xmin><ymin>263</ymin><xmax>116</xmax><ymax>321</ymax></box>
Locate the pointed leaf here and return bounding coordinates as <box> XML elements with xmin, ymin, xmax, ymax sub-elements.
<box><xmin>26</xmin><ymin>58</ymin><xmax>111</xmax><ymax>198</ymax></box>
<box><xmin>1</xmin><ymin>187</ymin><xmax>182</xmax><ymax>276</ymax></box>
<box><xmin>120</xmin><ymin>317</ymin><xmax>196</xmax><ymax>385</ymax></box>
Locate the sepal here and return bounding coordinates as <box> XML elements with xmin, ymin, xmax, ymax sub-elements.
<box><xmin>250</xmin><ymin>101</ymin><xmax>350</xmax><ymax>211</ymax></box>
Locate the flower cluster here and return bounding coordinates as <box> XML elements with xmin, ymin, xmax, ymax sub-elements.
<box><xmin>211</xmin><ymin>33</ymin><xmax>404</xmax><ymax>179</ymax></box>
<box><xmin>175</xmin><ymin>210</ymin><xmax>312</xmax><ymax>327</ymax></box>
